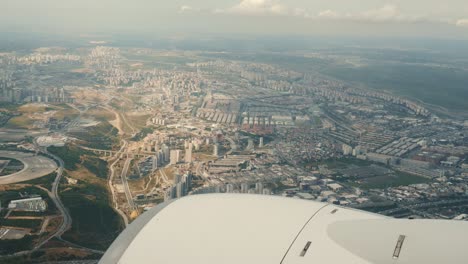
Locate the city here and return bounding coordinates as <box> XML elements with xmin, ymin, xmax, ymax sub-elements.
<box><xmin>0</xmin><ymin>43</ymin><xmax>467</xmax><ymax>262</ymax></box>
<box><xmin>0</xmin><ymin>1</ymin><xmax>468</xmax><ymax>263</ymax></box>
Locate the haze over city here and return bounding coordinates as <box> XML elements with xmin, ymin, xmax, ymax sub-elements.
<box><xmin>2</xmin><ymin>0</ymin><xmax>468</xmax><ymax>38</ymax></box>
<box><xmin>0</xmin><ymin>1</ymin><xmax>467</xmax><ymax>263</ymax></box>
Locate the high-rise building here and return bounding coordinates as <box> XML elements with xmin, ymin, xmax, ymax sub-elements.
<box><xmin>170</xmin><ymin>186</ymin><xmax>177</xmax><ymax>199</ymax></box>
<box><xmin>164</xmin><ymin>172</ymin><xmax>193</xmax><ymax>201</ymax></box>
<box><xmin>213</xmin><ymin>143</ymin><xmax>219</xmax><ymax>157</ymax></box>
<box><xmin>158</xmin><ymin>151</ymin><xmax>164</xmax><ymax>166</ymax></box>
<box><xmin>255</xmin><ymin>182</ymin><xmax>263</xmax><ymax>194</ymax></box>
<box><xmin>170</xmin><ymin>150</ymin><xmax>181</xmax><ymax>165</ymax></box>
<box><xmin>12</xmin><ymin>88</ymin><xmax>22</xmax><ymax>103</ymax></box>
<box><xmin>164</xmin><ymin>185</ymin><xmax>177</xmax><ymax>201</ymax></box>
<box><xmin>185</xmin><ymin>142</ymin><xmax>193</xmax><ymax>163</ymax></box>
<box><xmin>174</xmin><ymin>173</ymin><xmax>182</xmax><ymax>185</ymax></box>
<box><xmin>152</xmin><ymin>156</ymin><xmax>158</xmax><ymax>171</ymax></box>
<box><xmin>162</xmin><ymin>144</ymin><xmax>170</xmax><ymax>162</ymax></box>
<box><xmin>176</xmin><ymin>182</ymin><xmax>184</xmax><ymax>198</ymax></box>
<box><xmin>241</xmin><ymin>183</ymin><xmax>249</xmax><ymax>193</ymax></box>
<box><xmin>183</xmin><ymin>173</ymin><xmax>192</xmax><ymax>191</ymax></box>
<box><xmin>226</xmin><ymin>184</ymin><xmax>234</xmax><ymax>193</ymax></box>
<box><xmin>164</xmin><ymin>190</ymin><xmax>171</xmax><ymax>202</ymax></box>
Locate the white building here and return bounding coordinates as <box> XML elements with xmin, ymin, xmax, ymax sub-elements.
<box><xmin>8</xmin><ymin>197</ymin><xmax>47</xmax><ymax>212</ymax></box>
<box><xmin>170</xmin><ymin>150</ymin><xmax>181</xmax><ymax>165</ymax></box>
<box><xmin>342</xmin><ymin>144</ymin><xmax>353</xmax><ymax>155</ymax></box>
<box><xmin>185</xmin><ymin>142</ymin><xmax>193</xmax><ymax>163</ymax></box>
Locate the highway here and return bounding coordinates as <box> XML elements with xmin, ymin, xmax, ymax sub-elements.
<box><xmin>1</xmin><ymin>102</ymin><xmax>139</xmax><ymax>259</ymax></box>
<box><xmin>108</xmin><ymin>139</ymin><xmax>130</xmax><ymax>226</ymax></box>
<box><xmin>121</xmin><ymin>157</ymin><xmax>136</xmax><ymax>211</ymax></box>
<box><xmin>32</xmin><ymin>148</ymin><xmax>72</xmax><ymax>251</ymax></box>
<box><xmin>77</xmin><ymin>145</ymin><xmax>157</xmax><ymax>158</ymax></box>
<box><xmin>2</xmin><ymin>144</ymin><xmax>75</xmax><ymax>257</ymax></box>
<box><xmin>0</xmin><ymin>150</ymin><xmax>57</xmax><ymax>185</ymax></box>
<box><xmin>0</xmin><ymin>107</ymin><xmax>107</xmax><ymax>258</ymax></box>
<box><xmin>160</xmin><ymin>167</ymin><xmax>169</xmax><ymax>183</ymax></box>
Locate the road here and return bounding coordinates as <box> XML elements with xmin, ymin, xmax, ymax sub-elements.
<box><xmin>120</xmin><ymin>112</ymin><xmax>137</xmax><ymax>135</ymax></box>
<box><xmin>159</xmin><ymin>167</ymin><xmax>169</xmax><ymax>183</ymax></box>
<box><xmin>77</xmin><ymin>145</ymin><xmax>157</xmax><ymax>157</ymax></box>
<box><xmin>0</xmin><ymin>150</ymin><xmax>57</xmax><ymax>185</ymax></box>
<box><xmin>32</xmin><ymin>148</ymin><xmax>72</xmax><ymax>251</ymax></box>
<box><xmin>121</xmin><ymin>157</ymin><xmax>136</xmax><ymax>211</ymax></box>
<box><xmin>108</xmin><ymin>139</ymin><xmax>130</xmax><ymax>226</ymax></box>
<box><xmin>102</xmin><ymin>105</ymin><xmax>136</xmax><ymax>136</ymax></box>
<box><xmin>0</xmin><ymin>107</ymin><xmax>107</xmax><ymax>257</ymax></box>
<box><xmin>3</xmin><ymin>144</ymin><xmax>75</xmax><ymax>257</ymax></box>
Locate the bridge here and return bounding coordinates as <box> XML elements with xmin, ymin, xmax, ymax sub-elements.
<box><xmin>78</xmin><ymin>146</ymin><xmax>157</xmax><ymax>158</ymax></box>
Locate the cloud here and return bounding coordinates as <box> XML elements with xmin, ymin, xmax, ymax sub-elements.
<box><xmin>215</xmin><ymin>2</ymin><xmax>423</xmax><ymax>23</ymax></box>
<box><xmin>179</xmin><ymin>5</ymin><xmax>199</xmax><ymax>14</ymax></box>
<box><xmin>216</xmin><ymin>0</ymin><xmax>308</xmax><ymax>17</ymax></box>
<box><xmin>317</xmin><ymin>5</ymin><xmax>425</xmax><ymax>23</ymax></box>
<box><xmin>187</xmin><ymin>1</ymin><xmax>468</xmax><ymax>30</ymax></box>
<box><xmin>318</xmin><ymin>10</ymin><xmax>340</xmax><ymax>19</ymax></box>
<box><xmin>361</xmin><ymin>5</ymin><xmax>402</xmax><ymax>22</ymax></box>
<box><xmin>456</xmin><ymin>19</ymin><xmax>468</xmax><ymax>27</ymax></box>
<box><xmin>230</xmin><ymin>0</ymin><xmax>286</xmax><ymax>15</ymax></box>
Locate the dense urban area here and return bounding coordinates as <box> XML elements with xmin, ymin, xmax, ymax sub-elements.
<box><xmin>0</xmin><ymin>43</ymin><xmax>467</xmax><ymax>263</ymax></box>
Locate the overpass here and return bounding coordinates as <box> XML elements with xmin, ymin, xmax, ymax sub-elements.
<box><xmin>78</xmin><ymin>146</ymin><xmax>157</xmax><ymax>158</ymax></box>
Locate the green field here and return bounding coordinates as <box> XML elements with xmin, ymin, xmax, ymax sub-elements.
<box><xmin>82</xmin><ymin>157</ymin><xmax>109</xmax><ymax>179</ymax></box>
<box><xmin>61</xmin><ymin>183</ymin><xmax>124</xmax><ymax>250</ymax></box>
<box><xmin>48</xmin><ymin>144</ymin><xmax>108</xmax><ymax>179</ymax></box>
<box><xmin>23</xmin><ymin>171</ymin><xmax>57</xmax><ymax>191</ymax></box>
<box><xmin>305</xmin><ymin>158</ymin><xmax>374</xmax><ymax>170</ymax></box>
<box><xmin>210</xmin><ymin>50</ymin><xmax>468</xmax><ymax>114</ymax></box>
<box><xmin>0</xmin><ymin>219</ymin><xmax>42</xmax><ymax>230</ymax></box>
<box><xmin>319</xmin><ymin>62</ymin><xmax>468</xmax><ymax>113</ymax></box>
<box><xmin>0</xmin><ymin>235</ymin><xmax>36</xmax><ymax>255</ymax></box>
<box><xmin>48</xmin><ymin>142</ymin><xmax>122</xmax><ymax>251</ymax></box>
<box><xmin>354</xmin><ymin>172</ymin><xmax>431</xmax><ymax>190</ymax></box>
<box><xmin>69</xmin><ymin>121</ymin><xmax>118</xmax><ymax>150</ymax></box>
<box><xmin>307</xmin><ymin>158</ymin><xmax>431</xmax><ymax>190</ymax></box>
<box><xmin>48</xmin><ymin>145</ymin><xmax>87</xmax><ymax>171</ymax></box>
<box><xmin>0</xmin><ymin>158</ymin><xmax>25</xmax><ymax>176</ymax></box>
<box><xmin>4</xmin><ymin>115</ymin><xmax>34</xmax><ymax>129</ymax></box>
<box><xmin>131</xmin><ymin>127</ymin><xmax>154</xmax><ymax>141</ymax></box>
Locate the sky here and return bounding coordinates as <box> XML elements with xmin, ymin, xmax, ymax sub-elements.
<box><xmin>1</xmin><ymin>0</ymin><xmax>468</xmax><ymax>39</ymax></box>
